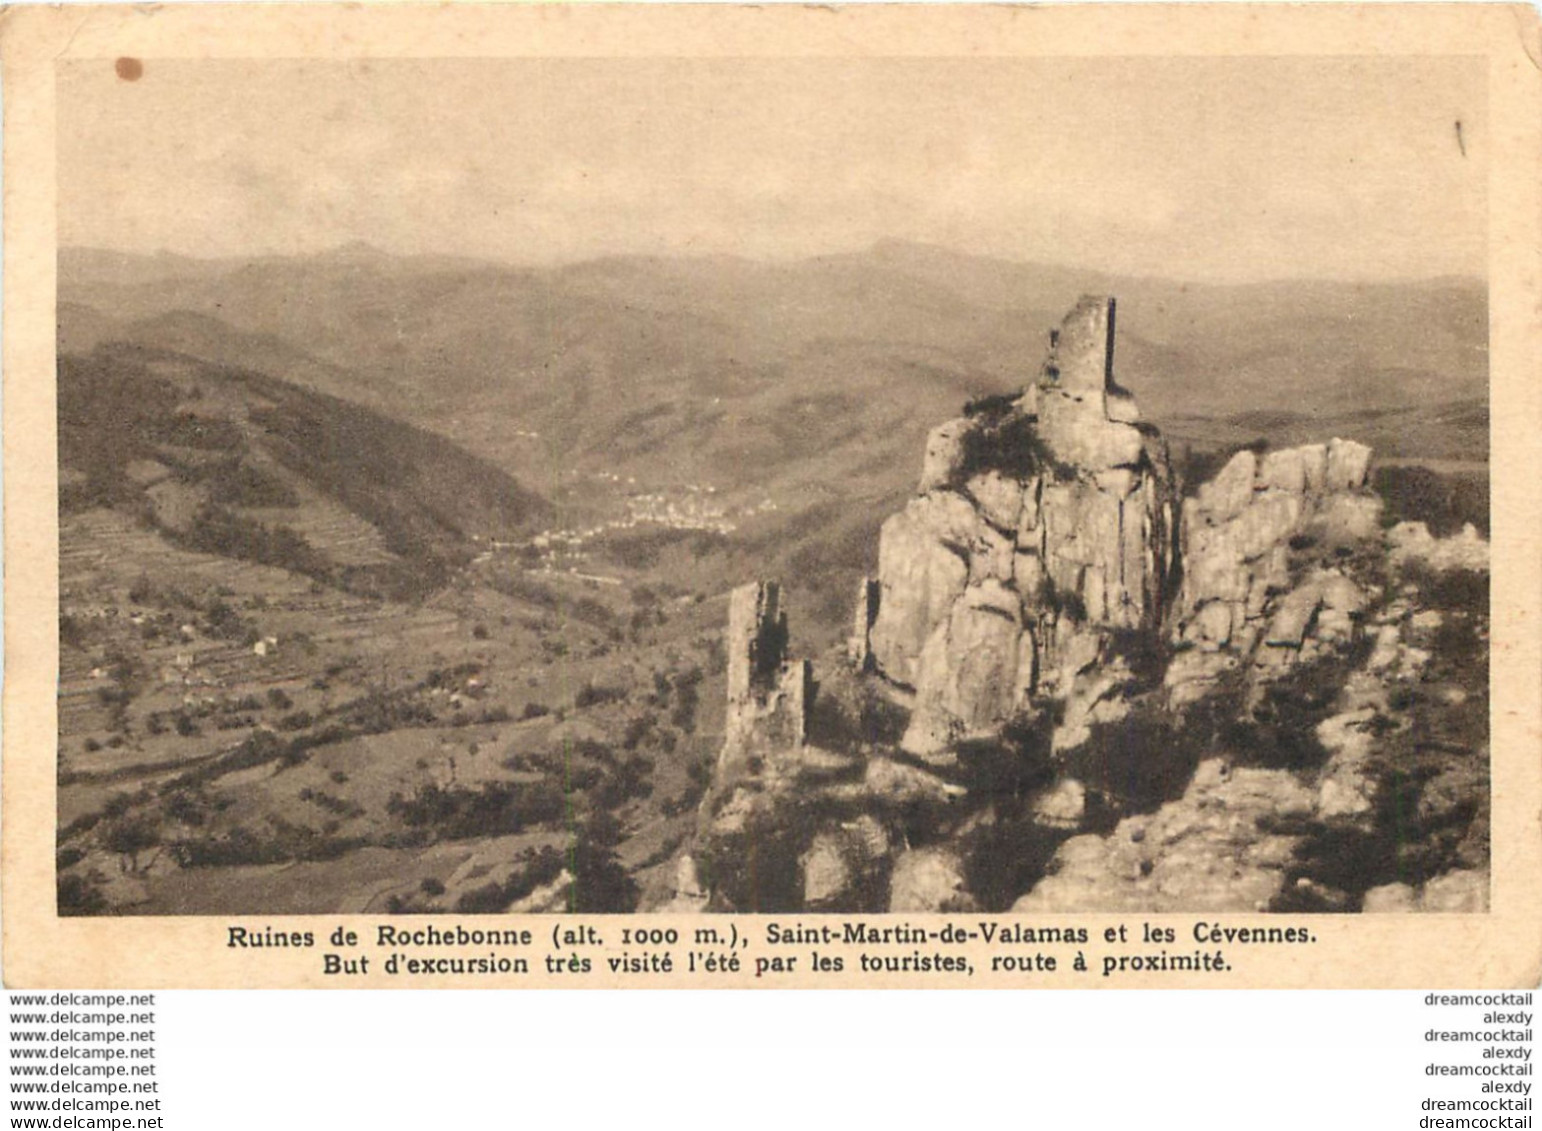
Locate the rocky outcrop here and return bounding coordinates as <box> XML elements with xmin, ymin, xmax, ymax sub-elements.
<box><xmin>861</xmin><ymin>491</ymin><xmax>976</xmax><ymax>691</ymax></box>
<box><xmin>1025</xmin><ymin>525</ymin><xmax>1490</xmax><ymax>913</ymax></box>
<box><xmin>655</xmin><ymin>855</ymin><xmax>710</xmax><ymax>915</ymax></box>
<box><xmin>888</xmin><ymin>846</ymin><xmax>976</xmax><ymax>913</ymax></box>
<box><xmin>1010</xmin><ymin>759</ymin><xmax>1315</xmax><ymax>913</ymax></box>
<box><xmin>800</xmin><ymin>815</ymin><xmax>891</xmax><ymax>910</ymax></box>
<box><xmin>1388</xmin><ymin>521</ymin><xmax>1489</xmax><ymax>573</ymax></box>
<box><xmin>857</xmin><ymin>296</ymin><xmax>1175</xmax><ymax>762</ymax></box>
<box><xmin>1362</xmin><ymin>870</ymin><xmax>1488</xmax><ymax>913</ymax></box>
<box><xmin>505</xmin><ymin>870</ymin><xmax>575</xmax><ymax>913</ymax></box>
<box><xmin>682</xmin><ymin>292</ymin><xmax>1486</xmax><ymax>918</ymax></box>
<box><xmin>1166</xmin><ymin>441</ymin><xmax>1381</xmax><ymax>706</ymax></box>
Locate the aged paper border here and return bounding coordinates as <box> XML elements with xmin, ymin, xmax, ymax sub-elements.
<box><xmin>3</xmin><ymin>3</ymin><xmax>1539</xmax><ymax>989</ymax></box>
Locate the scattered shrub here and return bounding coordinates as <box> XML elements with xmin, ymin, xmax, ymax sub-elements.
<box><xmin>1062</xmin><ymin>704</ymin><xmax>1203</xmax><ymax>813</ymax></box>
<box><xmin>566</xmin><ymin>814</ymin><xmax>639</xmax><ymax>913</ymax></box>
<box><xmin>100</xmin><ymin>812</ymin><xmax>162</xmax><ymax>873</ymax></box>
<box><xmin>162</xmin><ymin>790</ymin><xmax>208</xmax><ymax>828</ymax></box>
<box><xmin>455</xmin><ymin>846</ymin><xmax>568</xmax><ymax>913</ymax></box>
<box><xmin>163</xmin><ymin>729</ymin><xmax>287</xmax><ymax>792</ymax></box>
<box><xmin>696</xmin><ymin>798</ymin><xmax>839</xmax><ymax>914</ymax></box>
<box><xmin>963</xmin><ymin>391</ymin><xmax>1020</xmax><ymax>418</ymax></box>
<box><xmin>1374</xmin><ymin>465</ymin><xmax>1489</xmax><ymax>537</ymax></box>
<box><xmin>956</xmin><ymin>710</ymin><xmax>1057</xmax><ymax>801</ymax></box>
<box><xmin>622</xmin><ymin>714</ymin><xmax>656</xmax><ymax>751</ymax></box>
<box><xmin>574</xmin><ymin>683</ymin><xmax>626</xmax><ymax>709</ymax></box>
<box><xmin>954</xmin><ymin>414</ymin><xmax>1072</xmax><ymax>486</ymax></box>
<box><xmin>58</xmin><ymin>873</ymin><xmax>107</xmax><ymax>916</ymax></box>
<box><xmin>960</xmin><ymin>805</ymin><xmax>1075</xmax><ymax>913</ymax></box>
<box><xmin>171</xmin><ymin>818</ymin><xmax>362</xmax><ymax>868</ymax></box>
<box><xmin>1225</xmin><ymin>645</ymin><xmax>1369</xmax><ymax>772</ymax></box>
<box><xmin>385</xmin><ymin>779</ymin><xmax>567</xmax><ymax>842</ymax></box>
<box><xmin>1399</xmin><ymin>561</ymin><xmax>1488</xmax><ymax>614</ymax></box>
<box><xmin>276</xmin><ymin>710</ymin><xmax>314</xmax><ymax>732</ymax></box>
<box><xmin>670</xmin><ymin>667</ymin><xmax>703</xmax><ymax>733</ymax></box>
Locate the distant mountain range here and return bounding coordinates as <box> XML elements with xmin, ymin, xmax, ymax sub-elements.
<box><xmin>59</xmin><ymin>237</ymin><xmax>1487</xmax><ymax>444</ymax></box>
<box><xmin>58</xmin><ymin>240</ymin><xmax>1487</xmax><ymax>615</ymax></box>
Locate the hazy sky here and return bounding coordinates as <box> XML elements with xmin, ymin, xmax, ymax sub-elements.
<box><xmin>57</xmin><ymin>56</ymin><xmax>1485</xmax><ymax>283</ymax></box>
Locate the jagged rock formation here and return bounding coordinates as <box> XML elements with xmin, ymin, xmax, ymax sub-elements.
<box><xmin>1165</xmin><ymin>441</ymin><xmax>1382</xmax><ymax>707</ymax></box>
<box><xmin>1019</xmin><ymin>508</ymin><xmax>1490</xmax><ymax>915</ymax></box>
<box><xmin>692</xmin><ymin>584</ymin><xmax>960</xmax><ymax>913</ymax></box>
<box><xmin>855</xmin><ymin>297</ymin><xmax>1175</xmax><ymax>762</ymax></box>
<box><xmin>681</xmin><ymin>294</ymin><xmax>1488</xmax><ymax>917</ymax></box>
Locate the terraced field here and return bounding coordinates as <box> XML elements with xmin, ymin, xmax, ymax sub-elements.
<box><xmin>242</xmin><ymin>481</ymin><xmax>397</xmax><ymax>569</ymax></box>
<box><xmin>56</xmin><ymin>492</ymin><xmax>728</xmax><ymax>916</ymax></box>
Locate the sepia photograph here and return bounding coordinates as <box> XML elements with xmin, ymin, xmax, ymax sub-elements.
<box><xmin>44</xmin><ymin>49</ymin><xmax>1496</xmax><ymax>924</ymax></box>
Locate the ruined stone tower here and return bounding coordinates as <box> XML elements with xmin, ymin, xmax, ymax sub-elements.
<box><xmin>720</xmin><ymin>581</ymin><xmax>811</xmax><ymax>774</ymax></box>
<box><xmin>853</xmin><ymin>295</ymin><xmax>1175</xmax><ymax>761</ymax></box>
<box><xmin>1041</xmin><ymin>294</ymin><xmax>1116</xmax><ymax>395</ymax></box>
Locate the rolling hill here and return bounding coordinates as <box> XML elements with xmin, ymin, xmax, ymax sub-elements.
<box><xmin>59</xmin><ymin>341</ymin><xmax>553</xmax><ymax>600</ymax></box>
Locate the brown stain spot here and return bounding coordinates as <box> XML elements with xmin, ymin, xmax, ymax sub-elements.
<box><xmin>114</xmin><ymin>57</ymin><xmax>143</xmax><ymax>82</ymax></box>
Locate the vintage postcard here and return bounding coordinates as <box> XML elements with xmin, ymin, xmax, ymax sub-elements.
<box><xmin>3</xmin><ymin>3</ymin><xmax>1539</xmax><ymax>988</ymax></box>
